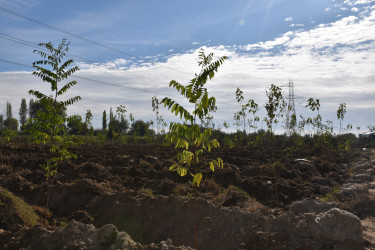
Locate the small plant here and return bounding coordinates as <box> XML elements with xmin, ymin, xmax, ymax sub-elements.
<box><xmin>233</xmin><ymin>88</ymin><xmax>259</xmax><ymax>134</ymax></box>
<box><xmin>223</xmin><ymin>121</ymin><xmax>230</xmax><ymax>130</ymax></box>
<box><xmin>161</xmin><ymin>48</ymin><xmax>226</xmax><ymax>248</ymax></box>
<box><xmin>338</xmin><ymin>139</ymin><xmax>351</xmax><ymax>152</ymax></box>
<box><xmin>251</xmin><ymin>132</ymin><xmax>265</xmax><ymax>148</ymax></box>
<box><xmin>305</xmin><ymin>98</ymin><xmax>323</xmax><ymax>134</ymax></box>
<box><xmin>26</xmin><ymin>39</ymin><xmax>81</xmax><ymax>208</ymax></box>
<box><xmin>161</xmin><ymin>49</ymin><xmax>226</xmax><ymax>188</ymax></box>
<box><xmin>2</xmin><ymin>129</ymin><xmax>18</xmax><ymax>143</ymax></box>
<box><xmin>264</xmin><ymin>84</ymin><xmax>286</xmax><ymax>147</ymax></box>
<box><xmin>285</xmin><ymin>134</ymin><xmax>303</xmax><ymax>157</ymax></box>
<box><xmin>152</xmin><ymin>96</ymin><xmax>165</xmax><ymax>135</ymax></box>
<box><xmin>321</xmin><ymin>185</ymin><xmax>340</xmax><ymax>202</ymax></box>
<box><xmin>233</xmin><ymin>88</ymin><xmax>245</xmax><ymax>131</ymax></box>
<box><xmin>223</xmin><ymin>135</ymin><xmax>235</xmax><ymax>148</ymax></box>
<box><xmin>107</xmin><ymin>105</ymin><xmax>129</xmax><ymax>141</ymax></box>
<box><xmin>263</xmin><ymin>86</ymin><xmax>285</xmax><ymax>209</ymax></box>
<box><xmin>337</xmin><ymin>103</ymin><xmax>347</xmax><ymax>135</ymax></box>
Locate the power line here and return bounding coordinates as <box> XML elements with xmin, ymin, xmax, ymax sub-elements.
<box><xmin>0</xmin><ymin>6</ymin><xmax>135</xmax><ymax>58</ymax></box>
<box><xmin>0</xmin><ymin>33</ymin><xmax>89</xmax><ymax>63</ymax></box>
<box><xmin>0</xmin><ymin>57</ymin><xmax>168</xmax><ymax>95</ymax></box>
<box><xmin>0</xmin><ymin>57</ymin><xmax>239</xmax><ymax>107</ymax></box>
<box><xmin>0</xmin><ymin>5</ymin><xmax>240</xmax><ymax>90</ymax></box>
<box><xmin>0</xmin><ymin>33</ymin><xmax>169</xmax><ymax>85</ymax></box>
<box><xmin>0</xmin><ymin>58</ymin><xmax>31</xmax><ymax>68</ymax></box>
<box><xmin>72</xmin><ymin>75</ymin><xmax>172</xmax><ymax>97</ymax></box>
<box><xmin>0</xmin><ymin>32</ymin><xmax>245</xmax><ymax>101</ymax></box>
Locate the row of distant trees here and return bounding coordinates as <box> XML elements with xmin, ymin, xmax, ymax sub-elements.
<box><xmin>0</xmin><ymin>98</ymin><xmax>68</xmax><ymax>134</ymax></box>
<box><xmin>2</xmin><ymin>97</ymin><xmax>374</xmax><ymax>139</ymax></box>
<box><xmin>0</xmin><ymin>99</ymin><xmax>27</xmax><ymax>133</ymax></box>
<box><xmin>0</xmin><ymin>98</ymin><xmax>153</xmax><ymax>138</ymax></box>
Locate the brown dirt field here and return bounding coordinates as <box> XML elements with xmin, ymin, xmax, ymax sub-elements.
<box><xmin>0</xmin><ymin>142</ymin><xmax>374</xmax><ymax>249</ymax></box>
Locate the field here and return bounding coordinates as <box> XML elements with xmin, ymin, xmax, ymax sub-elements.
<box><xmin>0</xmin><ymin>140</ymin><xmax>375</xmax><ymax>249</ymax></box>
<box><xmin>0</xmin><ymin>42</ymin><xmax>374</xmax><ymax>249</ymax></box>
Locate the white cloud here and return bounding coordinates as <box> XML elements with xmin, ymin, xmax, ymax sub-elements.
<box><xmin>344</xmin><ymin>0</ymin><xmax>375</xmax><ymax>5</ymax></box>
<box><xmin>352</xmin><ymin>7</ymin><xmax>360</xmax><ymax>12</ymax></box>
<box><xmin>290</xmin><ymin>24</ymin><xmax>304</xmax><ymax>27</ymax></box>
<box><xmin>285</xmin><ymin>17</ymin><xmax>293</xmax><ymax>22</ymax></box>
<box><xmin>240</xmin><ymin>31</ymin><xmax>293</xmax><ymax>50</ymax></box>
<box><xmin>354</xmin><ymin>0</ymin><xmax>375</xmax><ymax>4</ymax></box>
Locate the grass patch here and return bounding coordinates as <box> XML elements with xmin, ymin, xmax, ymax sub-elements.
<box><xmin>0</xmin><ymin>186</ymin><xmax>39</xmax><ymax>228</ymax></box>
<box><xmin>321</xmin><ymin>185</ymin><xmax>340</xmax><ymax>202</ymax></box>
<box><xmin>139</xmin><ymin>188</ymin><xmax>155</xmax><ymax>197</ymax></box>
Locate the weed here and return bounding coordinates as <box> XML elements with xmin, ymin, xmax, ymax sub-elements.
<box><xmin>321</xmin><ymin>185</ymin><xmax>340</xmax><ymax>202</ymax></box>
<box><xmin>59</xmin><ymin>219</ymin><xmax>68</xmax><ymax>228</ymax></box>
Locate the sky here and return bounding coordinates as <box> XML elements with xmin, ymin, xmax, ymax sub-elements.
<box><xmin>0</xmin><ymin>0</ymin><xmax>374</xmax><ymax>134</ymax></box>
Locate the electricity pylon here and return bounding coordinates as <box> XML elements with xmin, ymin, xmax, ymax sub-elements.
<box><xmin>280</xmin><ymin>79</ymin><xmax>304</xmax><ymax>135</ymax></box>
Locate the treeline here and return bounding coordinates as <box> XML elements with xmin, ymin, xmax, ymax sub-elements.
<box><xmin>0</xmin><ymin>98</ymin><xmax>155</xmax><ymax>140</ymax></box>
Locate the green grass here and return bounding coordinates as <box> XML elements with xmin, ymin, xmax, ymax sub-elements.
<box><xmin>321</xmin><ymin>185</ymin><xmax>340</xmax><ymax>202</ymax></box>
<box><xmin>0</xmin><ymin>186</ymin><xmax>39</xmax><ymax>227</ymax></box>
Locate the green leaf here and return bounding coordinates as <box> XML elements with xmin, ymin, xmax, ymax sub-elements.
<box><xmin>209</xmin><ymin>162</ymin><xmax>215</xmax><ymax>172</ymax></box>
<box><xmin>177</xmin><ymin>166</ymin><xmax>187</xmax><ymax>176</ymax></box>
<box><xmin>218</xmin><ymin>158</ymin><xmax>224</xmax><ymax>169</ymax></box>
<box><xmin>192</xmin><ymin>173</ymin><xmax>203</xmax><ymax>187</ymax></box>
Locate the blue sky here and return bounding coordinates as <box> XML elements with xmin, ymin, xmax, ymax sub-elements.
<box><xmin>0</xmin><ymin>0</ymin><xmax>375</xmax><ymax>134</ymax></box>
<box><xmin>0</xmin><ymin>0</ymin><xmax>347</xmax><ymax>65</ymax></box>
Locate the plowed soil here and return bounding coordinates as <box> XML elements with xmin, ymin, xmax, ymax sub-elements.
<box><xmin>0</xmin><ymin>142</ymin><xmax>373</xmax><ymax>249</ymax></box>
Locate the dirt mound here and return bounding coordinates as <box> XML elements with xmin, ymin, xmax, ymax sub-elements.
<box><xmin>4</xmin><ymin>220</ymin><xmax>143</xmax><ymax>250</ymax></box>
<box><xmin>4</xmin><ymin>220</ymin><xmax>196</xmax><ymax>250</ymax></box>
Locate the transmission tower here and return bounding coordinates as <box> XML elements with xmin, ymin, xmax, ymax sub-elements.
<box><xmin>280</xmin><ymin>79</ymin><xmax>304</xmax><ymax>135</ymax></box>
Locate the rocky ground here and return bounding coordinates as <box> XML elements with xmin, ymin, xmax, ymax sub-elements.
<box><xmin>0</xmin><ymin>142</ymin><xmax>374</xmax><ymax>249</ymax></box>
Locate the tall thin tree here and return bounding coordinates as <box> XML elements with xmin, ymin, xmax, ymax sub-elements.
<box><xmin>0</xmin><ymin>114</ymin><xmax>4</xmax><ymax>132</ymax></box>
<box><xmin>19</xmin><ymin>98</ymin><xmax>28</xmax><ymax>134</ymax></box>
<box><xmin>102</xmin><ymin>110</ymin><xmax>107</xmax><ymax>131</ymax></box>
<box><xmin>6</xmin><ymin>102</ymin><xmax>12</xmax><ymax>120</ymax></box>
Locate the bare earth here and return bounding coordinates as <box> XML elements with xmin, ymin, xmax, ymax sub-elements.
<box><xmin>0</xmin><ymin>143</ymin><xmax>374</xmax><ymax>249</ymax></box>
